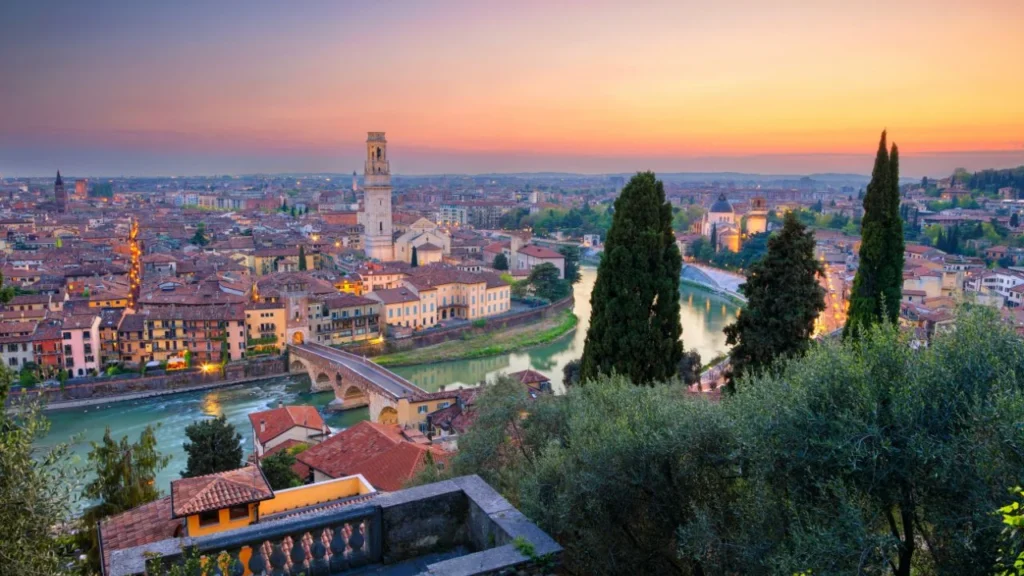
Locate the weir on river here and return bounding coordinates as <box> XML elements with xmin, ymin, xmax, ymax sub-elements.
<box><xmin>38</xmin><ymin>266</ymin><xmax>741</xmax><ymax>490</ymax></box>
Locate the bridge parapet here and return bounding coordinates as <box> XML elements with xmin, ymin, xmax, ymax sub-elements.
<box><xmin>288</xmin><ymin>343</ymin><xmax>427</xmax><ymax>425</ymax></box>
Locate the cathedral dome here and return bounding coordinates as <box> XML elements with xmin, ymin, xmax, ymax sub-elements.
<box><xmin>709</xmin><ymin>194</ymin><xmax>733</xmax><ymax>214</ymax></box>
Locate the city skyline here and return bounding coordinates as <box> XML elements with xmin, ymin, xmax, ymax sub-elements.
<box><xmin>2</xmin><ymin>0</ymin><xmax>1022</xmax><ymax>177</ymax></box>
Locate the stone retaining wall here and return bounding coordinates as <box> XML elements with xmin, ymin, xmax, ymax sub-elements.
<box><xmin>6</xmin><ymin>356</ymin><xmax>287</xmax><ymax>408</ymax></box>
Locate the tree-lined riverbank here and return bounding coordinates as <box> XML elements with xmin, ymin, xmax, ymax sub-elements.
<box><xmin>375</xmin><ymin>310</ymin><xmax>578</xmax><ymax>367</ymax></box>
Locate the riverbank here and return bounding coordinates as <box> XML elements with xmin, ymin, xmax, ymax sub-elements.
<box><xmin>24</xmin><ymin>372</ymin><xmax>295</xmax><ymax>413</ymax></box>
<box><xmin>376</xmin><ymin>309</ymin><xmax>579</xmax><ymax>367</ymax></box>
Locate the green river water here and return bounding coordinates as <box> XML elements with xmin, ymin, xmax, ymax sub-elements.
<box><xmin>37</xmin><ymin>266</ymin><xmax>740</xmax><ymax>490</ymax></box>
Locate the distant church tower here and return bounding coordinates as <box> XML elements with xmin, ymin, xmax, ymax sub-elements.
<box><xmin>362</xmin><ymin>132</ymin><xmax>394</xmax><ymax>261</ymax></box>
<box><xmin>54</xmin><ymin>170</ymin><xmax>67</xmax><ymax>213</ymax></box>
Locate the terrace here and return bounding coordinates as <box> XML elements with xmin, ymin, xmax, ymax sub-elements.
<box><xmin>108</xmin><ymin>475</ymin><xmax>560</xmax><ymax>576</ymax></box>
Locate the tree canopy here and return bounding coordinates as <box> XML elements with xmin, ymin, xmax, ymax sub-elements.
<box><xmin>845</xmin><ymin>131</ymin><xmax>904</xmax><ymax>337</ymax></box>
<box><xmin>181</xmin><ymin>415</ymin><xmax>243</xmax><ymax>478</ymax></box>
<box><xmin>80</xmin><ymin>425</ymin><xmax>169</xmax><ymax>570</ymax></box>
<box><xmin>581</xmin><ymin>171</ymin><xmax>682</xmax><ymax>384</ymax></box>
<box><xmin>492</xmin><ymin>252</ymin><xmax>509</xmax><ymax>271</ymax></box>
<box><xmin>432</xmin><ymin>306</ymin><xmax>1024</xmax><ymax>575</ymax></box>
<box><xmin>261</xmin><ymin>450</ymin><xmax>305</xmax><ymax>490</ymax></box>
<box><xmin>724</xmin><ymin>211</ymin><xmax>825</xmax><ymax>387</ymax></box>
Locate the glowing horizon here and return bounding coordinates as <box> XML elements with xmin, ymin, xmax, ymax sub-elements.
<box><xmin>1</xmin><ymin>0</ymin><xmax>1022</xmax><ymax>177</ymax></box>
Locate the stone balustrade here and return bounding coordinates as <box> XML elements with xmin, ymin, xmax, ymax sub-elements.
<box><xmin>108</xmin><ymin>475</ymin><xmax>560</xmax><ymax>576</ymax></box>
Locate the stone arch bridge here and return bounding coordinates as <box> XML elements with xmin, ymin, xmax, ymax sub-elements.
<box><xmin>288</xmin><ymin>343</ymin><xmax>428</xmax><ymax>425</ymax></box>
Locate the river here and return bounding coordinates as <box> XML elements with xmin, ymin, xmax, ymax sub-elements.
<box><xmin>37</xmin><ymin>266</ymin><xmax>740</xmax><ymax>491</ymax></box>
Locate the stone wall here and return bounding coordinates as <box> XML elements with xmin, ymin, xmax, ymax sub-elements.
<box><xmin>6</xmin><ymin>356</ymin><xmax>287</xmax><ymax>407</ymax></box>
<box><xmin>342</xmin><ymin>295</ymin><xmax>575</xmax><ymax>357</ymax></box>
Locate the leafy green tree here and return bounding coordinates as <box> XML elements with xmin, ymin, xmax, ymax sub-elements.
<box><xmin>79</xmin><ymin>425</ymin><xmax>169</xmax><ymax>570</ymax></box>
<box><xmin>451</xmin><ymin>306</ymin><xmax>1024</xmax><ymax>576</ymax></box>
<box><xmin>261</xmin><ymin>451</ymin><xmax>304</xmax><ymax>490</ymax></box>
<box><xmin>562</xmin><ymin>358</ymin><xmax>581</xmax><ymax>386</ymax></box>
<box><xmin>677</xmin><ymin>348</ymin><xmax>701</xmax><ymax>385</ymax></box>
<box><xmin>181</xmin><ymin>415</ymin><xmax>243</xmax><ymax>478</ymax></box>
<box><xmin>845</xmin><ymin>131</ymin><xmax>904</xmax><ymax>338</ymax></box>
<box><xmin>526</xmin><ymin>262</ymin><xmax>569</xmax><ymax>302</ymax></box>
<box><xmin>298</xmin><ymin>244</ymin><xmax>307</xmax><ymax>271</ymax></box>
<box><xmin>0</xmin><ymin>355</ymin><xmax>79</xmax><ymax>574</ymax></box>
<box><xmin>190</xmin><ymin>222</ymin><xmax>209</xmax><ymax>246</ymax></box>
<box><xmin>18</xmin><ymin>367</ymin><xmax>37</xmax><ymax>388</ymax></box>
<box><xmin>581</xmin><ymin>171</ymin><xmax>682</xmax><ymax>385</ymax></box>
<box><xmin>724</xmin><ymin>212</ymin><xmax>825</xmax><ymax>389</ymax></box>
<box><xmin>518</xmin><ymin>376</ymin><xmax>744</xmax><ymax>575</ymax></box>
<box><xmin>734</xmin><ymin>306</ymin><xmax>1024</xmax><ymax>575</ymax></box>
<box><xmin>492</xmin><ymin>252</ymin><xmax>509</xmax><ymax>271</ymax></box>
<box><xmin>411</xmin><ymin>246</ymin><xmax>419</xmax><ymax>268</ymax></box>
<box><xmin>559</xmin><ymin>244</ymin><xmax>582</xmax><ymax>284</ymax></box>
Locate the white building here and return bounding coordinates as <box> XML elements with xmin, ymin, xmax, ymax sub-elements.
<box><xmin>515</xmin><ymin>244</ymin><xmax>565</xmax><ymax>279</ymax></box>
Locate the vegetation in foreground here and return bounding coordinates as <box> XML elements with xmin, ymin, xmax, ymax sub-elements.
<box><xmin>375</xmin><ymin>309</ymin><xmax>578</xmax><ymax>366</ymax></box>
<box><xmin>417</xmin><ymin>306</ymin><xmax>1024</xmax><ymax>575</ymax></box>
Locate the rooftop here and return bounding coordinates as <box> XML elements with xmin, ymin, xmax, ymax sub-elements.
<box><xmin>170</xmin><ymin>465</ymin><xmax>274</xmax><ymax>517</ymax></box>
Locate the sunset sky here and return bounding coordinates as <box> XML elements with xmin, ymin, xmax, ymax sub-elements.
<box><xmin>2</xmin><ymin>0</ymin><xmax>1022</xmax><ymax>177</ymax></box>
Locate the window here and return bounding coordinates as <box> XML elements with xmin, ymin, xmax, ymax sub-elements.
<box><xmin>439</xmin><ymin>401</ymin><xmax>450</xmax><ymax>409</ymax></box>
<box><xmin>83</xmin><ymin>331</ymin><xmax>91</xmax><ymax>339</ymax></box>
<box><xmin>63</xmin><ymin>332</ymin><xmax>72</xmax><ymax>340</ymax></box>
<box><xmin>84</xmin><ymin>344</ymin><xmax>92</xmax><ymax>354</ymax></box>
<box><xmin>228</xmin><ymin>505</ymin><xmax>249</xmax><ymax>521</ymax></box>
<box><xmin>8</xmin><ymin>358</ymin><xmax>16</xmax><ymax>367</ymax></box>
<box><xmin>198</xmin><ymin>510</ymin><xmax>220</xmax><ymax>527</ymax></box>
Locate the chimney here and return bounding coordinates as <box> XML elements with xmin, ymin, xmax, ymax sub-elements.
<box><xmin>278</xmin><ymin>400</ymin><xmax>284</xmax><ymax>409</ymax></box>
<box><xmin>259</xmin><ymin>419</ymin><xmax>266</xmax><ymax>433</ymax></box>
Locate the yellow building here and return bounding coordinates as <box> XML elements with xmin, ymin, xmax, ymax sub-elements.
<box><xmin>244</xmin><ymin>301</ymin><xmax>286</xmax><ymax>354</ymax></box>
<box><xmin>98</xmin><ymin>465</ymin><xmax>375</xmax><ymax>575</ymax></box>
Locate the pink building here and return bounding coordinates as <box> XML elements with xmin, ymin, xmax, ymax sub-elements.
<box><xmin>62</xmin><ymin>313</ymin><xmax>101</xmax><ymax>377</ymax></box>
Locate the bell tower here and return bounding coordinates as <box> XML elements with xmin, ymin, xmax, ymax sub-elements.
<box><xmin>362</xmin><ymin>132</ymin><xmax>394</xmax><ymax>261</ymax></box>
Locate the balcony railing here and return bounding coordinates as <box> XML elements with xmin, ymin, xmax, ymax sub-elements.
<box><xmin>108</xmin><ymin>475</ymin><xmax>560</xmax><ymax>576</ymax></box>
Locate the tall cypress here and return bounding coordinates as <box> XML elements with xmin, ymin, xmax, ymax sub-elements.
<box><xmin>581</xmin><ymin>171</ymin><xmax>683</xmax><ymax>385</ymax></box>
<box><xmin>298</xmin><ymin>244</ymin><xmax>307</xmax><ymax>271</ymax></box>
<box><xmin>724</xmin><ymin>211</ymin><xmax>825</xmax><ymax>390</ymax></box>
<box><xmin>845</xmin><ymin>131</ymin><xmax>904</xmax><ymax>337</ymax></box>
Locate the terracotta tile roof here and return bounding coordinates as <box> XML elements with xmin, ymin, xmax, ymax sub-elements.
<box><xmin>170</xmin><ymin>465</ymin><xmax>274</xmax><ymax>517</ymax></box>
<box><xmin>518</xmin><ymin>244</ymin><xmax>563</xmax><ymax>259</ymax></box>
<box><xmin>99</xmin><ymin>497</ymin><xmax>182</xmax><ymax>575</ymax></box>
<box><xmin>369</xmin><ymin>287</ymin><xmax>420</xmax><ymax>304</ymax></box>
<box><xmin>296</xmin><ymin>421</ymin><xmax>446</xmax><ymax>491</ymax></box>
<box><xmin>248</xmin><ymin>405</ymin><xmax>326</xmax><ymax>445</ymax></box>
<box><xmin>508</xmin><ymin>369</ymin><xmax>550</xmax><ymax>385</ymax></box>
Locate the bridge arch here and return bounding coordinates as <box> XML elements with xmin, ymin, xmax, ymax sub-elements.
<box><xmin>378</xmin><ymin>406</ymin><xmax>398</xmax><ymax>425</ymax></box>
<box><xmin>289</xmin><ymin>360</ymin><xmax>306</xmax><ymax>373</ymax></box>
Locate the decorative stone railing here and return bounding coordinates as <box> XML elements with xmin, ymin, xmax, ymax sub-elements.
<box><xmin>108</xmin><ymin>475</ymin><xmax>560</xmax><ymax>576</ymax></box>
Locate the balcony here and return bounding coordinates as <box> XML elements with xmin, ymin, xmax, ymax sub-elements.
<box><xmin>108</xmin><ymin>475</ymin><xmax>560</xmax><ymax>576</ymax></box>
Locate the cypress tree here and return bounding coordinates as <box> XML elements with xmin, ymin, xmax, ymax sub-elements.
<box><xmin>580</xmin><ymin>171</ymin><xmax>683</xmax><ymax>385</ymax></box>
<box><xmin>724</xmin><ymin>212</ymin><xmax>825</xmax><ymax>390</ymax></box>
<box><xmin>710</xmin><ymin>223</ymin><xmax>718</xmax><ymax>252</ymax></box>
<box><xmin>845</xmin><ymin>131</ymin><xmax>904</xmax><ymax>337</ymax></box>
<box><xmin>298</xmin><ymin>244</ymin><xmax>307</xmax><ymax>271</ymax></box>
<box><xmin>411</xmin><ymin>246</ymin><xmax>419</xmax><ymax>267</ymax></box>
